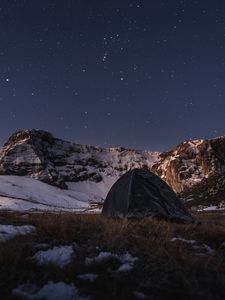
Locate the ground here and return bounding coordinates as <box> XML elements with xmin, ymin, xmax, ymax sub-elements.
<box><xmin>1</xmin><ymin>212</ymin><xmax>225</xmax><ymax>299</ymax></box>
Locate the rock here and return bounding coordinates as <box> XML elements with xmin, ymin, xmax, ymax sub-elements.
<box><xmin>1</xmin><ymin>129</ymin><xmax>225</xmax><ymax>208</ymax></box>
<box><xmin>152</xmin><ymin>138</ymin><xmax>225</xmax><ymax>193</ymax></box>
<box><xmin>0</xmin><ymin>129</ymin><xmax>159</xmax><ymax>189</ymax></box>
<box><xmin>151</xmin><ymin>136</ymin><xmax>225</xmax><ymax>207</ymax></box>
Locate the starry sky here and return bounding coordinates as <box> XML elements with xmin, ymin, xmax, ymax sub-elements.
<box><xmin>1</xmin><ymin>0</ymin><xmax>225</xmax><ymax>151</ymax></box>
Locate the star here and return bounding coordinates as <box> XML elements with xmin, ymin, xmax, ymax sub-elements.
<box><xmin>102</xmin><ymin>52</ymin><xmax>108</xmax><ymax>62</ymax></box>
<box><xmin>0</xmin><ymin>0</ymin><xmax>223</xmax><ymax>151</ymax></box>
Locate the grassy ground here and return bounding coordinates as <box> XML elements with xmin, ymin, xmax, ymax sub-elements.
<box><xmin>1</xmin><ymin>211</ymin><xmax>225</xmax><ymax>299</ymax></box>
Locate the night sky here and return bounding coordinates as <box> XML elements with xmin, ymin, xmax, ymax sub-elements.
<box><xmin>1</xmin><ymin>0</ymin><xmax>225</xmax><ymax>150</ymax></box>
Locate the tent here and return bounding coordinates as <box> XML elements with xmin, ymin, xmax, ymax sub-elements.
<box><xmin>102</xmin><ymin>168</ymin><xmax>193</xmax><ymax>223</ymax></box>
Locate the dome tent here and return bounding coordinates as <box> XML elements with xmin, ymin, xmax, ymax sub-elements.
<box><xmin>102</xmin><ymin>168</ymin><xmax>193</xmax><ymax>223</ymax></box>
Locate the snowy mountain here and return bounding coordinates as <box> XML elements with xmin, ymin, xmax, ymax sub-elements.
<box><xmin>0</xmin><ymin>130</ymin><xmax>159</xmax><ymax>211</ymax></box>
<box><xmin>1</xmin><ymin>129</ymin><xmax>225</xmax><ymax>211</ymax></box>
<box><xmin>152</xmin><ymin>136</ymin><xmax>225</xmax><ymax>208</ymax></box>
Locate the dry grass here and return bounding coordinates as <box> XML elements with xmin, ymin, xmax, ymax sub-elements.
<box><xmin>1</xmin><ymin>212</ymin><xmax>225</xmax><ymax>299</ymax></box>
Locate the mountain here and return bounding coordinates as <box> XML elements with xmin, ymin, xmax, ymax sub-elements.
<box><xmin>1</xmin><ymin>129</ymin><xmax>225</xmax><ymax>211</ymax></box>
<box><xmin>152</xmin><ymin>137</ymin><xmax>225</xmax><ymax>209</ymax></box>
<box><xmin>0</xmin><ymin>130</ymin><xmax>159</xmax><ymax>211</ymax></box>
<box><xmin>180</xmin><ymin>171</ymin><xmax>225</xmax><ymax>209</ymax></box>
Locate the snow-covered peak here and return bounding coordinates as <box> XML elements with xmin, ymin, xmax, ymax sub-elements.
<box><xmin>2</xmin><ymin>129</ymin><xmax>225</xmax><ymax>211</ymax></box>
<box><xmin>0</xmin><ymin>129</ymin><xmax>159</xmax><ymax>191</ymax></box>
<box><xmin>152</xmin><ymin>136</ymin><xmax>225</xmax><ymax>194</ymax></box>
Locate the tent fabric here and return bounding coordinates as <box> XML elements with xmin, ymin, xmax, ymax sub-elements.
<box><xmin>102</xmin><ymin>168</ymin><xmax>193</xmax><ymax>223</ymax></box>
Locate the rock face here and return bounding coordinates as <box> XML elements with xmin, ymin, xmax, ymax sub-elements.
<box><xmin>181</xmin><ymin>171</ymin><xmax>225</xmax><ymax>208</ymax></box>
<box><xmin>0</xmin><ymin>129</ymin><xmax>159</xmax><ymax>189</ymax></box>
<box><xmin>152</xmin><ymin>136</ymin><xmax>225</xmax><ymax>208</ymax></box>
<box><xmin>1</xmin><ymin>129</ymin><xmax>225</xmax><ymax>208</ymax></box>
<box><xmin>152</xmin><ymin>138</ymin><xmax>225</xmax><ymax>193</ymax></box>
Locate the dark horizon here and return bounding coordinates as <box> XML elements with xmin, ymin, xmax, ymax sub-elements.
<box><xmin>1</xmin><ymin>1</ymin><xmax>225</xmax><ymax>150</ymax></box>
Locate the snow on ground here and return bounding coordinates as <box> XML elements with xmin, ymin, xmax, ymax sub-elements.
<box><xmin>116</xmin><ymin>253</ymin><xmax>138</xmax><ymax>272</ymax></box>
<box><xmin>197</xmin><ymin>205</ymin><xmax>225</xmax><ymax>212</ymax></box>
<box><xmin>77</xmin><ymin>273</ymin><xmax>98</xmax><ymax>282</ymax></box>
<box><xmin>85</xmin><ymin>251</ymin><xmax>118</xmax><ymax>266</ymax></box>
<box><xmin>67</xmin><ymin>173</ymin><xmax>119</xmax><ymax>202</ymax></box>
<box><xmin>0</xmin><ymin>175</ymin><xmax>94</xmax><ymax>212</ymax></box>
<box><xmin>83</xmin><ymin>208</ymin><xmax>102</xmax><ymax>214</ymax></box>
<box><xmin>12</xmin><ymin>281</ymin><xmax>89</xmax><ymax>300</ymax></box>
<box><xmin>170</xmin><ymin>237</ymin><xmax>214</xmax><ymax>255</ymax></box>
<box><xmin>85</xmin><ymin>251</ymin><xmax>138</xmax><ymax>272</ymax></box>
<box><xmin>0</xmin><ymin>196</ymin><xmax>62</xmax><ymax>212</ymax></box>
<box><xmin>0</xmin><ymin>224</ymin><xmax>35</xmax><ymax>242</ymax></box>
<box><xmin>170</xmin><ymin>237</ymin><xmax>196</xmax><ymax>244</ymax></box>
<box><xmin>192</xmin><ymin>244</ymin><xmax>214</xmax><ymax>256</ymax></box>
<box><xmin>33</xmin><ymin>246</ymin><xmax>74</xmax><ymax>268</ymax></box>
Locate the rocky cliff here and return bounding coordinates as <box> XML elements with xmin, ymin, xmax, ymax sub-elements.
<box><xmin>1</xmin><ymin>129</ymin><xmax>225</xmax><ymax>209</ymax></box>
<box><xmin>0</xmin><ymin>129</ymin><xmax>159</xmax><ymax>189</ymax></box>
<box><xmin>152</xmin><ymin>138</ymin><xmax>225</xmax><ymax>192</ymax></box>
<box><xmin>152</xmin><ymin>136</ymin><xmax>225</xmax><ymax>208</ymax></box>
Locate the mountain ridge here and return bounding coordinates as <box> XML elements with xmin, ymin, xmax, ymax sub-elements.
<box><xmin>1</xmin><ymin>129</ymin><xmax>225</xmax><ymax>210</ymax></box>
<box><xmin>0</xmin><ymin>128</ymin><xmax>159</xmax><ymax>189</ymax></box>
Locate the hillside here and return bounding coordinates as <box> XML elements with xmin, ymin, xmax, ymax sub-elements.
<box><xmin>1</xmin><ymin>129</ymin><xmax>225</xmax><ymax>211</ymax></box>
<box><xmin>152</xmin><ymin>137</ymin><xmax>225</xmax><ymax>209</ymax></box>
<box><xmin>0</xmin><ymin>175</ymin><xmax>93</xmax><ymax>212</ymax></box>
<box><xmin>0</xmin><ymin>130</ymin><xmax>159</xmax><ymax>211</ymax></box>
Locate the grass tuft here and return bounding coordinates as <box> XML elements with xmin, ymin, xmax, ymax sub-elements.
<box><xmin>0</xmin><ymin>211</ymin><xmax>225</xmax><ymax>299</ymax></box>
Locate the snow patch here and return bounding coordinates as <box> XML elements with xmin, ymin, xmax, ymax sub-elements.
<box><xmin>85</xmin><ymin>251</ymin><xmax>138</xmax><ymax>272</ymax></box>
<box><xmin>171</xmin><ymin>237</ymin><xmax>214</xmax><ymax>256</ymax></box>
<box><xmin>197</xmin><ymin>205</ymin><xmax>225</xmax><ymax>212</ymax></box>
<box><xmin>85</xmin><ymin>251</ymin><xmax>118</xmax><ymax>266</ymax></box>
<box><xmin>170</xmin><ymin>237</ymin><xmax>196</xmax><ymax>244</ymax></box>
<box><xmin>0</xmin><ymin>176</ymin><xmax>91</xmax><ymax>211</ymax></box>
<box><xmin>116</xmin><ymin>253</ymin><xmax>138</xmax><ymax>272</ymax></box>
<box><xmin>33</xmin><ymin>245</ymin><xmax>74</xmax><ymax>268</ymax></box>
<box><xmin>0</xmin><ymin>224</ymin><xmax>35</xmax><ymax>242</ymax></box>
<box><xmin>193</xmin><ymin>244</ymin><xmax>214</xmax><ymax>256</ymax></box>
<box><xmin>12</xmin><ymin>281</ymin><xmax>88</xmax><ymax>300</ymax></box>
